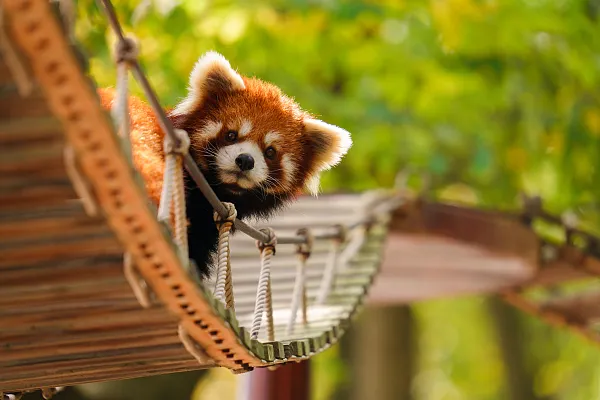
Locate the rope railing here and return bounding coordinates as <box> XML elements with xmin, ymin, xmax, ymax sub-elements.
<box><xmin>213</xmin><ymin>202</ymin><xmax>238</xmax><ymax>309</ymax></box>
<box><xmin>251</xmin><ymin>228</ymin><xmax>278</xmax><ymax>340</ymax></box>
<box><xmin>316</xmin><ymin>224</ymin><xmax>346</xmax><ymax>305</ymax></box>
<box><xmin>287</xmin><ymin>228</ymin><xmax>313</xmax><ymax>334</ymax></box>
<box><xmin>96</xmin><ymin>0</ymin><xmax>403</xmax><ymax>350</ymax></box>
<box><xmin>95</xmin><ymin>0</ymin><xmax>397</xmax><ymax>247</ymax></box>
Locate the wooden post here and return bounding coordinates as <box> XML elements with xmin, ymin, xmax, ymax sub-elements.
<box><xmin>488</xmin><ymin>297</ymin><xmax>543</xmax><ymax>400</ymax></box>
<box><xmin>351</xmin><ymin>305</ymin><xmax>415</xmax><ymax>400</ymax></box>
<box><xmin>243</xmin><ymin>361</ymin><xmax>311</xmax><ymax>400</ymax></box>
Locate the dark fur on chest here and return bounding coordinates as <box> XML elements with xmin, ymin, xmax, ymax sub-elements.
<box><xmin>184</xmin><ymin>169</ymin><xmax>293</xmax><ymax>280</ymax></box>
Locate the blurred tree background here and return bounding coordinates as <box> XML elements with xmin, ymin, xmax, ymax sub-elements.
<box><xmin>61</xmin><ymin>0</ymin><xmax>600</xmax><ymax>399</ymax></box>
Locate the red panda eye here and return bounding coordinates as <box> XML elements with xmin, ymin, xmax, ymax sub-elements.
<box><xmin>225</xmin><ymin>130</ymin><xmax>238</xmax><ymax>142</ymax></box>
<box><xmin>264</xmin><ymin>147</ymin><xmax>276</xmax><ymax>159</ymax></box>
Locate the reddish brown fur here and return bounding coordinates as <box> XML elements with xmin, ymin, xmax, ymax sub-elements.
<box><xmin>171</xmin><ymin>76</ymin><xmax>319</xmax><ymax>196</ymax></box>
<box><xmin>96</xmin><ymin>57</ymin><xmax>350</xmax><ymax>279</ymax></box>
<box><xmin>98</xmin><ymin>88</ymin><xmax>166</xmax><ymax>206</ymax></box>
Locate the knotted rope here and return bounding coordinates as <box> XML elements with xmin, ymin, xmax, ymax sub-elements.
<box><xmin>178</xmin><ymin>324</ymin><xmax>214</xmax><ymax>365</ymax></box>
<box><xmin>123</xmin><ymin>252</ymin><xmax>153</xmax><ymax>308</ymax></box>
<box><xmin>109</xmin><ymin>36</ymin><xmax>162</xmax><ymax>307</ymax></box>
<box><xmin>63</xmin><ymin>146</ymin><xmax>98</xmax><ymax>217</ymax></box>
<box><xmin>214</xmin><ymin>202</ymin><xmax>238</xmax><ymax>309</ymax></box>
<box><xmin>158</xmin><ymin>128</ymin><xmax>191</xmax><ymax>268</ymax></box>
<box><xmin>287</xmin><ymin>228</ymin><xmax>313</xmax><ymax>334</ymax></box>
<box><xmin>316</xmin><ymin>224</ymin><xmax>347</xmax><ymax>305</ymax></box>
<box><xmin>251</xmin><ymin>228</ymin><xmax>277</xmax><ymax>340</ymax></box>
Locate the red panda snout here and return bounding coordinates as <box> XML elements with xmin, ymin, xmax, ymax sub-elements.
<box><xmin>170</xmin><ymin>51</ymin><xmax>353</xmax><ymax>199</ymax></box>
<box><xmin>189</xmin><ymin>117</ymin><xmax>301</xmax><ymax>196</ymax></box>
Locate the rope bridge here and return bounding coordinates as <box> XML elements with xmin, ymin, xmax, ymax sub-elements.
<box><xmin>3</xmin><ymin>0</ymin><xmax>600</xmax><ymax>398</ymax></box>
<box><xmin>95</xmin><ymin>0</ymin><xmax>402</xmax><ymax>362</ymax></box>
<box><xmin>0</xmin><ymin>0</ymin><xmax>396</xmax><ymax>395</ymax></box>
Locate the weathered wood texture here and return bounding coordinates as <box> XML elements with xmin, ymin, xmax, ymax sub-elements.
<box><xmin>1</xmin><ymin>1</ymin><xmax>393</xmax><ymax>384</ymax></box>
<box><xmin>369</xmin><ymin>201</ymin><xmax>539</xmax><ymax>304</ymax></box>
<box><xmin>369</xmin><ymin>199</ymin><xmax>600</xmax><ymax>351</ymax></box>
<box><xmin>0</xmin><ymin>26</ymin><xmax>387</xmax><ymax>390</ymax></box>
<box><xmin>369</xmin><ymin>200</ymin><xmax>600</xmax><ymax>305</ymax></box>
<box><xmin>0</xmin><ymin>56</ymin><xmax>385</xmax><ymax>388</ymax></box>
<box><xmin>0</xmin><ymin>53</ymin><xmax>201</xmax><ymax>391</ymax></box>
<box><xmin>5</xmin><ymin>0</ymin><xmax>600</xmax><ymax>394</ymax></box>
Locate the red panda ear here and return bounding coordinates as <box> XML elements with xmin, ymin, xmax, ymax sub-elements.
<box><xmin>171</xmin><ymin>51</ymin><xmax>245</xmax><ymax>116</ymax></box>
<box><xmin>302</xmin><ymin>118</ymin><xmax>352</xmax><ymax>195</ymax></box>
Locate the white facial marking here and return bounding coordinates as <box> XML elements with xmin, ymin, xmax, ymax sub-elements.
<box><xmin>281</xmin><ymin>154</ymin><xmax>297</xmax><ymax>187</ymax></box>
<box><xmin>199</xmin><ymin>120</ymin><xmax>223</xmax><ymax>139</ymax></box>
<box><xmin>216</xmin><ymin>141</ymin><xmax>268</xmax><ymax>189</ymax></box>
<box><xmin>305</xmin><ymin>173</ymin><xmax>321</xmax><ymax>196</ymax></box>
<box><xmin>264</xmin><ymin>131</ymin><xmax>281</xmax><ymax>147</ymax></box>
<box><xmin>239</xmin><ymin>119</ymin><xmax>253</xmax><ymax>137</ymax></box>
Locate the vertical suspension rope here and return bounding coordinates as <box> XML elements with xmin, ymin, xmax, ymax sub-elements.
<box><xmin>110</xmin><ymin>37</ymin><xmax>138</xmax><ymax>160</ymax></box>
<box><xmin>214</xmin><ymin>202</ymin><xmax>238</xmax><ymax>309</ymax></box>
<box><xmin>172</xmin><ymin>147</ymin><xmax>189</xmax><ymax>263</ymax></box>
<box><xmin>157</xmin><ymin>149</ymin><xmax>175</xmax><ymax>221</ymax></box>
<box><xmin>316</xmin><ymin>225</ymin><xmax>347</xmax><ymax>305</ymax></box>
<box><xmin>41</xmin><ymin>387</ymin><xmax>64</xmax><ymax>400</ymax></box>
<box><xmin>287</xmin><ymin>228</ymin><xmax>313</xmax><ymax>335</ymax></box>
<box><xmin>112</xmin><ymin>63</ymin><xmax>131</xmax><ymax>157</ymax></box>
<box><xmin>338</xmin><ymin>225</ymin><xmax>368</xmax><ymax>271</ymax></box>
<box><xmin>251</xmin><ymin>228</ymin><xmax>277</xmax><ymax>340</ymax></box>
<box><xmin>178</xmin><ymin>324</ymin><xmax>214</xmax><ymax>365</ymax></box>
<box><xmin>123</xmin><ymin>252</ymin><xmax>153</xmax><ymax>308</ymax></box>
<box><xmin>63</xmin><ymin>146</ymin><xmax>99</xmax><ymax>217</ymax></box>
<box><xmin>265</xmin><ymin>278</ymin><xmax>275</xmax><ymax>341</ymax></box>
<box><xmin>157</xmin><ymin>128</ymin><xmax>191</xmax><ymax>266</ymax></box>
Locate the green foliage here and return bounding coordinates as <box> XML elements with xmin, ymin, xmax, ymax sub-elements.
<box><xmin>78</xmin><ymin>0</ymin><xmax>600</xmax><ymax>215</ymax></box>
<box><xmin>74</xmin><ymin>0</ymin><xmax>600</xmax><ymax>399</ymax></box>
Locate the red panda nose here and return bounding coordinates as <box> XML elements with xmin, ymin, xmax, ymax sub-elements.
<box><xmin>235</xmin><ymin>153</ymin><xmax>255</xmax><ymax>171</ymax></box>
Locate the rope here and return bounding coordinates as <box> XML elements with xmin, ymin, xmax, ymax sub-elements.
<box><xmin>2</xmin><ymin>393</ymin><xmax>23</xmax><ymax>400</ymax></box>
<box><xmin>112</xmin><ymin>63</ymin><xmax>131</xmax><ymax>157</ymax></box>
<box><xmin>97</xmin><ymin>0</ymin><xmax>405</xmax><ymax>248</ymax></box>
<box><xmin>123</xmin><ymin>252</ymin><xmax>153</xmax><ymax>308</ymax></box>
<box><xmin>338</xmin><ymin>225</ymin><xmax>368</xmax><ymax>271</ymax></box>
<box><xmin>316</xmin><ymin>225</ymin><xmax>347</xmax><ymax>305</ymax></box>
<box><xmin>178</xmin><ymin>324</ymin><xmax>214</xmax><ymax>365</ymax></box>
<box><xmin>41</xmin><ymin>387</ymin><xmax>64</xmax><ymax>400</ymax></box>
<box><xmin>110</xmin><ymin>36</ymin><xmax>138</xmax><ymax>159</ymax></box>
<box><xmin>108</xmin><ymin>34</ymin><xmax>165</xmax><ymax>307</ymax></box>
<box><xmin>0</xmin><ymin>1</ymin><xmax>33</xmax><ymax>97</ymax></box>
<box><xmin>52</xmin><ymin>0</ymin><xmax>76</xmax><ymax>41</ymax></box>
<box><xmin>2</xmin><ymin>388</ymin><xmax>65</xmax><ymax>400</ymax></box>
<box><xmin>214</xmin><ymin>203</ymin><xmax>237</xmax><ymax>309</ymax></box>
<box><xmin>157</xmin><ymin>128</ymin><xmax>191</xmax><ymax>266</ymax></box>
<box><xmin>63</xmin><ymin>146</ymin><xmax>99</xmax><ymax>217</ymax></box>
<box><xmin>266</xmin><ymin>278</ymin><xmax>275</xmax><ymax>341</ymax></box>
<box><xmin>287</xmin><ymin>229</ymin><xmax>313</xmax><ymax>335</ymax></box>
<box><xmin>251</xmin><ymin>228</ymin><xmax>277</xmax><ymax>340</ymax></box>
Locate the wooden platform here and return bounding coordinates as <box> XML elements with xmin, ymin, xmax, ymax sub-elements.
<box><xmin>0</xmin><ymin>53</ymin><xmax>203</xmax><ymax>390</ymax></box>
<box><xmin>1</xmin><ymin>0</ymin><xmax>393</xmax><ymax>391</ymax></box>
<box><xmin>370</xmin><ymin>200</ymin><xmax>600</xmax><ymax>305</ymax></box>
<box><xmin>4</xmin><ymin>0</ymin><xmax>600</xmax><ymax>395</ymax></box>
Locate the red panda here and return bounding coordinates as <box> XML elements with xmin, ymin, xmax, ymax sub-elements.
<box><xmin>98</xmin><ymin>51</ymin><xmax>352</xmax><ymax>279</ymax></box>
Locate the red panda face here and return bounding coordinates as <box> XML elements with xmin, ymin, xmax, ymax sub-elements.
<box><xmin>169</xmin><ymin>52</ymin><xmax>352</xmax><ymax>199</ymax></box>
